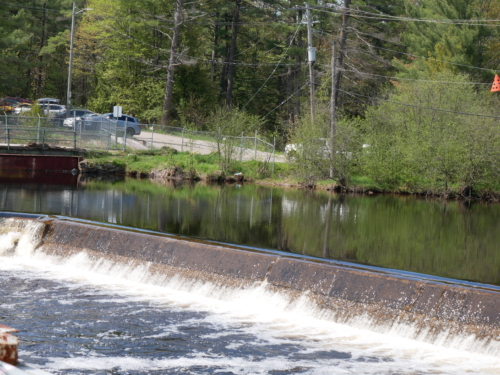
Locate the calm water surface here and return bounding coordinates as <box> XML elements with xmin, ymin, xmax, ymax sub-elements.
<box><xmin>1</xmin><ymin>171</ymin><xmax>500</xmax><ymax>285</ymax></box>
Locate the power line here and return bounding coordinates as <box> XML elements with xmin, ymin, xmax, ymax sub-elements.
<box><xmin>343</xmin><ymin>69</ymin><xmax>491</xmax><ymax>85</ymax></box>
<box><xmin>234</xmin><ymin>23</ymin><xmax>281</xmax><ymax>57</ymax></box>
<box><xmin>257</xmin><ymin>83</ymin><xmax>308</xmax><ymax>122</ymax></box>
<box><xmin>317</xmin><ymin>31</ymin><xmax>497</xmax><ymax>74</ymax></box>
<box><xmin>362</xmin><ymin>45</ymin><xmax>496</xmax><ymax>73</ymax></box>
<box><xmin>310</xmin><ymin>5</ymin><xmax>500</xmax><ymax>27</ymax></box>
<box><xmin>242</xmin><ymin>24</ymin><xmax>302</xmax><ymax>110</ymax></box>
<box><xmin>339</xmin><ymin>89</ymin><xmax>500</xmax><ymax>119</ymax></box>
<box><xmin>257</xmin><ymin>67</ymin><xmax>332</xmax><ymax>122</ymax></box>
<box><xmin>4</xmin><ymin>0</ymin><xmax>500</xmax><ymax>28</ymax></box>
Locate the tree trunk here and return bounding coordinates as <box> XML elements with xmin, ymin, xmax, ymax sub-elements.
<box><xmin>162</xmin><ymin>0</ymin><xmax>182</xmax><ymax>126</ymax></box>
<box><xmin>225</xmin><ymin>0</ymin><xmax>240</xmax><ymax>107</ymax></box>
<box><xmin>36</xmin><ymin>2</ymin><xmax>46</xmax><ymax>98</ymax></box>
<box><xmin>210</xmin><ymin>12</ymin><xmax>219</xmax><ymax>86</ymax></box>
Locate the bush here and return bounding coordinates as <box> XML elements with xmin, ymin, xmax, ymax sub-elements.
<box><xmin>360</xmin><ymin>70</ymin><xmax>500</xmax><ymax>194</ymax></box>
<box><xmin>206</xmin><ymin>106</ymin><xmax>264</xmax><ymax>173</ymax></box>
<box><xmin>288</xmin><ymin>104</ymin><xmax>362</xmax><ymax>188</ymax></box>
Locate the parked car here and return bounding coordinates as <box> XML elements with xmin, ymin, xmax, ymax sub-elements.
<box><xmin>42</xmin><ymin>104</ymin><xmax>66</xmax><ymax>117</ymax></box>
<box><xmin>63</xmin><ymin>111</ymin><xmax>98</xmax><ymax>129</ymax></box>
<box><xmin>2</xmin><ymin>97</ymin><xmax>23</xmax><ymax>106</ymax></box>
<box><xmin>85</xmin><ymin>113</ymin><xmax>142</xmax><ymax>136</ymax></box>
<box><xmin>5</xmin><ymin>97</ymin><xmax>32</xmax><ymax>104</ymax></box>
<box><xmin>13</xmin><ymin>103</ymin><xmax>32</xmax><ymax>114</ymax></box>
<box><xmin>58</xmin><ymin>108</ymin><xmax>95</xmax><ymax>123</ymax></box>
<box><xmin>37</xmin><ymin>98</ymin><xmax>61</xmax><ymax>105</ymax></box>
<box><xmin>0</xmin><ymin>102</ymin><xmax>14</xmax><ymax>114</ymax></box>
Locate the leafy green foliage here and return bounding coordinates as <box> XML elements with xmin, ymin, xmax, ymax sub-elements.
<box><xmin>206</xmin><ymin>106</ymin><xmax>265</xmax><ymax>172</ymax></box>
<box><xmin>402</xmin><ymin>0</ymin><xmax>497</xmax><ymax>80</ymax></box>
<box><xmin>288</xmin><ymin>105</ymin><xmax>362</xmax><ymax>187</ymax></box>
<box><xmin>361</xmin><ymin>71</ymin><xmax>500</xmax><ymax>194</ymax></box>
<box><xmin>0</xmin><ymin>0</ymin><xmax>81</xmax><ymax>99</ymax></box>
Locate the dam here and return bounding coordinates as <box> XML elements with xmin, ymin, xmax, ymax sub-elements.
<box><xmin>2</xmin><ymin>213</ymin><xmax>500</xmax><ymax>374</ymax></box>
<box><xmin>2</xmin><ymin>175</ymin><xmax>500</xmax><ymax>373</ymax></box>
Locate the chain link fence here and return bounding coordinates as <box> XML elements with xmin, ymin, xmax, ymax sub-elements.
<box><xmin>2</xmin><ymin>114</ymin><xmax>122</xmax><ymax>151</ymax></box>
<box><xmin>2</xmin><ymin>114</ymin><xmax>282</xmax><ymax>168</ymax></box>
<box><xmin>138</xmin><ymin>125</ymin><xmax>278</xmax><ymax>163</ymax></box>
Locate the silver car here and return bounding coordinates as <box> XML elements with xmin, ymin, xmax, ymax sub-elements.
<box><xmin>42</xmin><ymin>104</ymin><xmax>66</xmax><ymax>116</ymax></box>
<box><xmin>87</xmin><ymin>113</ymin><xmax>142</xmax><ymax>136</ymax></box>
<box><xmin>62</xmin><ymin>110</ymin><xmax>97</xmax><ymax>128</ymax></box>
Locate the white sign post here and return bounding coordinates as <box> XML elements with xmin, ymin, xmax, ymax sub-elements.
<box><xmin>113</xmin><ymin>106</ymin><xmax>122</xmax><ymax>118</ymax></box>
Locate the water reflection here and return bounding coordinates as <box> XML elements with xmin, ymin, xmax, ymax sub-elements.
<box><xmin>1</xmin><ymin>172</ymin><xmax>500</xmax><ymax>285</ymax></box>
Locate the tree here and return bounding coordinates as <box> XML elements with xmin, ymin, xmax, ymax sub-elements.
<box><xmin>0</xmin><ymin>0</ymin><xmax>79</xmax><ymax>99</ymax></box>
<box><xmin>402</xmin><ymin>0</ymin><xmax>496</xmax><ymax>79</ymax></box>
<box><xmin>206</xmin><ymin>106</ymin><xmax>264</xmax><ymax>172</ymax></box>
<box><xmin>288</xmin><ymin>104</ymin><xmax>362</xmax><ymax>187</ymax></box>
<box><xmin>361</xmin><ymin>70</ymin><xmax>500</xmax><ymax>194</ymax></box>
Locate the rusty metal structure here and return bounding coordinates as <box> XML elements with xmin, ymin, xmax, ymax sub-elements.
<box><xmin>0</xmin><ymin>324</ymin><xmax>18</xmax><ymax>366</ymax></box>
<box><xmin>0</xmin><ymin>154</ymin><xmax>81</xmax><ymax>172</ymax></box>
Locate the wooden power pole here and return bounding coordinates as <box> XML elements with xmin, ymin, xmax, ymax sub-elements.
<box><xmin>329</xmin><ymin>0</ymin><xmax>351</xmax><ymax>179</ymax></box>
<box><xmin>305</xmin><ymin>3</ymin><xmax>315</xmax><ymax>124</ymax></box>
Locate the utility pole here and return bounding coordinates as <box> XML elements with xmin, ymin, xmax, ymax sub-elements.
<box><xmin>329</xmin><ymin>41</ymin><xmax>336</xmax><ymax>179</ymax></box>
<box><xmin>305</xmin><ymin>3</ymin><xmax>315</xmax><ymax>124</ymax></box>
<box><xmin>66</xmin><ymin>2</ymin><xmax>76</xmax><ymax>118</ymax></box>
<box><xmin>329</xmin><ymin>0</ymin><xmax>351</xmax><ymax>179</ymax></box>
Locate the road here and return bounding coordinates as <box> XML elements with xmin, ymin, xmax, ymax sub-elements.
<box><xmin>133</xmin><ymin>131</ymin><xmax>285</xmax><ymax>162</ymax></box>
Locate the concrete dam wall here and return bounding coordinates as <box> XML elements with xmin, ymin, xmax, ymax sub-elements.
<box><xmin>3</xmin><ymin>216</ymin><xmax>500</xmax><ymax>355</ymax></box>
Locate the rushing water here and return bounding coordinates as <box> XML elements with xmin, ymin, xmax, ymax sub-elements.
<box><xmin>2</xmin><ymin>237</ymin><xmax>500</xmax><ymax>375</ymax></box>
<box><xmin>1</xmin><ymin>172</ymin><xmax>500</xmax><ymax>285</ymax></box>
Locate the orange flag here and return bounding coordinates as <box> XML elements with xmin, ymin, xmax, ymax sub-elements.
<box><xmin>491</xmin><ymin>74</ymin><xmax>500</xmax><ymax>92</ymax></box>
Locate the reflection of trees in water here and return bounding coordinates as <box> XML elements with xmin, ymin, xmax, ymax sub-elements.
<box><xmin>279</xmin><ymin>193</ymin><xmax>500</xmax><ymax>285</ymax></box>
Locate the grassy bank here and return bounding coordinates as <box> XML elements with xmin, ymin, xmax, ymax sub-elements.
<box><xmin>83</xmin><ymin>148</ymin><xmax>294</xmax><ymax>183</ymax></box>
<box><xmin>83</xmin><ymin>149</ymin><xmax>500</xmax><ymax>200</ymax></box>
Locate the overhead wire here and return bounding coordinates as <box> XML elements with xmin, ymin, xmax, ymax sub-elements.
<box><xmin>309</xmin><ymin>5</ymin><xmax>500</xmax><ymax>27</ymax></box>
<box><xmin>342</xmin><ymin>69</ymin><xmax>491</xmax><ymax>85</ymax></box>
<box><xmin>339</xmin><ymin>89</ymin><xmax>500</xmax><ymax>119</ymax></box>
<box><xmin>318</xmin><ymin>29</ymin><xmax>497</xmax><ymax>74</ymax></box>
<box><xmin>258</xmin><ymin>82</ymin><xmax>308</xmax><ymax>121</ymax></box>
<box><xmin>241</xmin><ymin>23</ymin><xmax>302</xmax><ymax>110</ymax></box>
<box><xmin>257</xmin><ymin>59</ymin><xmax>332</xmax><ymax>122</ymax></box>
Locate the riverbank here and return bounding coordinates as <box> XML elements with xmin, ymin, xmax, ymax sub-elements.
<box><xmin>81</xmin><ymin>149</ymin><xmax>500</xmax><ymax>201</ymax></box>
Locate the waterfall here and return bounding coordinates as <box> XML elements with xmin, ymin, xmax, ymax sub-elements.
<box><xmin>2</xmin><ymin>216</ymin><xmax>500</xmax><ymax>359</ymax></box>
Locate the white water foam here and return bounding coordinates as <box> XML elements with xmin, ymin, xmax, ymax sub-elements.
<box><xmin>0</xmin><ymin>219</ymin><xmax>45</xmax><ymax>257</ymax></box>
<box><xmin>2</xmin><ymin>224</ymin><xmax>500</xmax><ymax>374</ymax></box>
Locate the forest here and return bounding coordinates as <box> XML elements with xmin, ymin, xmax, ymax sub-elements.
<box><xmin>1</xmin><ymin>0</ymin><xmax>500</xmax><ymax>194</ymax></box>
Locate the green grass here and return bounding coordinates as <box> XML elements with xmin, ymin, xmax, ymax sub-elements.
<box><xmin>84</xmin><ymin>148</ymin><xmax>280</xmax><ymax>180</ymax></box>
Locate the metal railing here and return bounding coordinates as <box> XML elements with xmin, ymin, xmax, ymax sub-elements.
<box><xmin>2</xmin><ymin>114</ymin><xmax>280</xmax><ymax>169</ymax></box>
<box><xmin>2</xmin><ymin>115</ymin><xmax>119</xmax><ymax>152</ymax></box>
